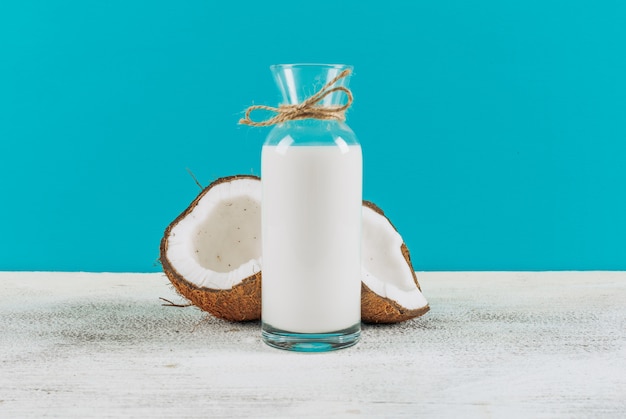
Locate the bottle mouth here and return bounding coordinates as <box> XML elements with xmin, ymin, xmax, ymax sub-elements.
<box><xmin>270</xmin><ymin>63</ymin><xmax>353</xmax><ymax>72</ymax></box>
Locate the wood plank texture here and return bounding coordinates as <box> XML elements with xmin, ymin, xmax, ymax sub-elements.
<box><xmin>1</xmin><ymin>272</ymin><xmax>625</xmax><ymax>418</ymax></box>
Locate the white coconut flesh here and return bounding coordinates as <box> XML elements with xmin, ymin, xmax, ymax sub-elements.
<box><xmin>165</xmin><ymin>178</ymin><xmax>262</xmax><ymax>290</ymax></box>
<box><xmin>361</xmin><ymin>205</ymin><xmax>428</xmax><ymax>310</ymax></box>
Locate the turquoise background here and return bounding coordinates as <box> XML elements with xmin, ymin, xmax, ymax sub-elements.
<box><xmin>1</xmin><ymin>1</ymin><xmax>625</xmax><ymax>272</ymax></box>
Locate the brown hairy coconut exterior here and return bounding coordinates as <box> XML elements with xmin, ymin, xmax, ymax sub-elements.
<box><xmin>360</xmin><ymin>201</ymin><xmax>430</xmax><ymax>324</ymax></box>
<box><xmin>160</xmin><ymin>175</ymin><xmax>262</xmax><ymax>321</ymax></box>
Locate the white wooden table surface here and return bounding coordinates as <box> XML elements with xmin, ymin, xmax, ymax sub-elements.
<box><xmin>1</xmin><ymin>271</ymin><xmax>625</xmax><ymax>418</ymax></box>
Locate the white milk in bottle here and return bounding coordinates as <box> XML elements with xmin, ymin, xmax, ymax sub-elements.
<box><xmin>262</xmin><ymin>143</ymin><xmax>362</xmax><ymax>335</ymax></box>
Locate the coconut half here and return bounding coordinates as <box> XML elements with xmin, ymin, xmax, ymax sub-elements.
<box><xmin>361</xmin><ymin>201</ymin><xmax>430</xmax><ymax>323</ymax></box>
<box><xmin>160</xmin><ymin>175</ymin><xmax>262</xmax><ymax>321</ymax></box>
<box><xmin>160</xmin><ymin>175</ymin><xmax>429</xmax><ymax>323</ymax></box>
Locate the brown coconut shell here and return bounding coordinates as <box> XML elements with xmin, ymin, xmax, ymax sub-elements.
<box><xmin>360</xmin><ymin>200</ymin><xmax>430</xmax><ymax>324</ymax></box>
<box><xmin>160</xmin><ymin>175</ymin><xmax>262</xmax><ymax>321</ymax></box>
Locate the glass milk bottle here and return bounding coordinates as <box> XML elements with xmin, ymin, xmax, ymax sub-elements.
<box><xmin>254</xmin><ymin>64</ymin><xmax>362</xmax><ymax>352</ymax></box>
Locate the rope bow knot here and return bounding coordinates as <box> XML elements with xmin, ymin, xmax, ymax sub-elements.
<box><xmin>239</xmin><ymin>69</ymin><xmax>353</xmax><ymax>127</ymax></box>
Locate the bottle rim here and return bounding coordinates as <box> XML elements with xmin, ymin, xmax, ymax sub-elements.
<box><xmin>270</xmin><ymin>63</ymin><xmax>353</xmax><ymax>72</ymax></box>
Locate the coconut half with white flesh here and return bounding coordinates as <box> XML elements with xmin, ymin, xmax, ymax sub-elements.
<box><xmin>361</xmin><ymin>201</ymin><xmax>430</xmax><ymax>323</ymax></box>
<box><xmin>160</xmin><ymin>175</ymin><xmax>429</xmax><ymax>323</ymax></box>
<box><xmin>160</xmin><ymin>175</ymin><xmax>262</xmax><ymax>321</ymax></box>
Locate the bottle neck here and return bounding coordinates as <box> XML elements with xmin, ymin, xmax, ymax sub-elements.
<box><xmin>271</xmin><ymin>64</ymin><xmax>353</xmax><ymax>106</ymax></box>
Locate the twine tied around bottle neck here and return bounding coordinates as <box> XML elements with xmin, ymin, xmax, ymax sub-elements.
<box><xmin>239</xmin><ymin>69</ymin><xmax>353</xmax><ymax>127</ymax></box>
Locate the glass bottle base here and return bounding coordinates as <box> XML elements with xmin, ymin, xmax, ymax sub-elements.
<box><xmin>262</xmin><ymin>323</ymin><xmax>360</xmax><ymax>352</ymax></box>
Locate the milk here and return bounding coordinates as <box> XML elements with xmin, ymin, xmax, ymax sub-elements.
<box><xmin>261</xmin><ymin>144</ymin><xmax>362</xmax><ymax>334</ymax></box>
